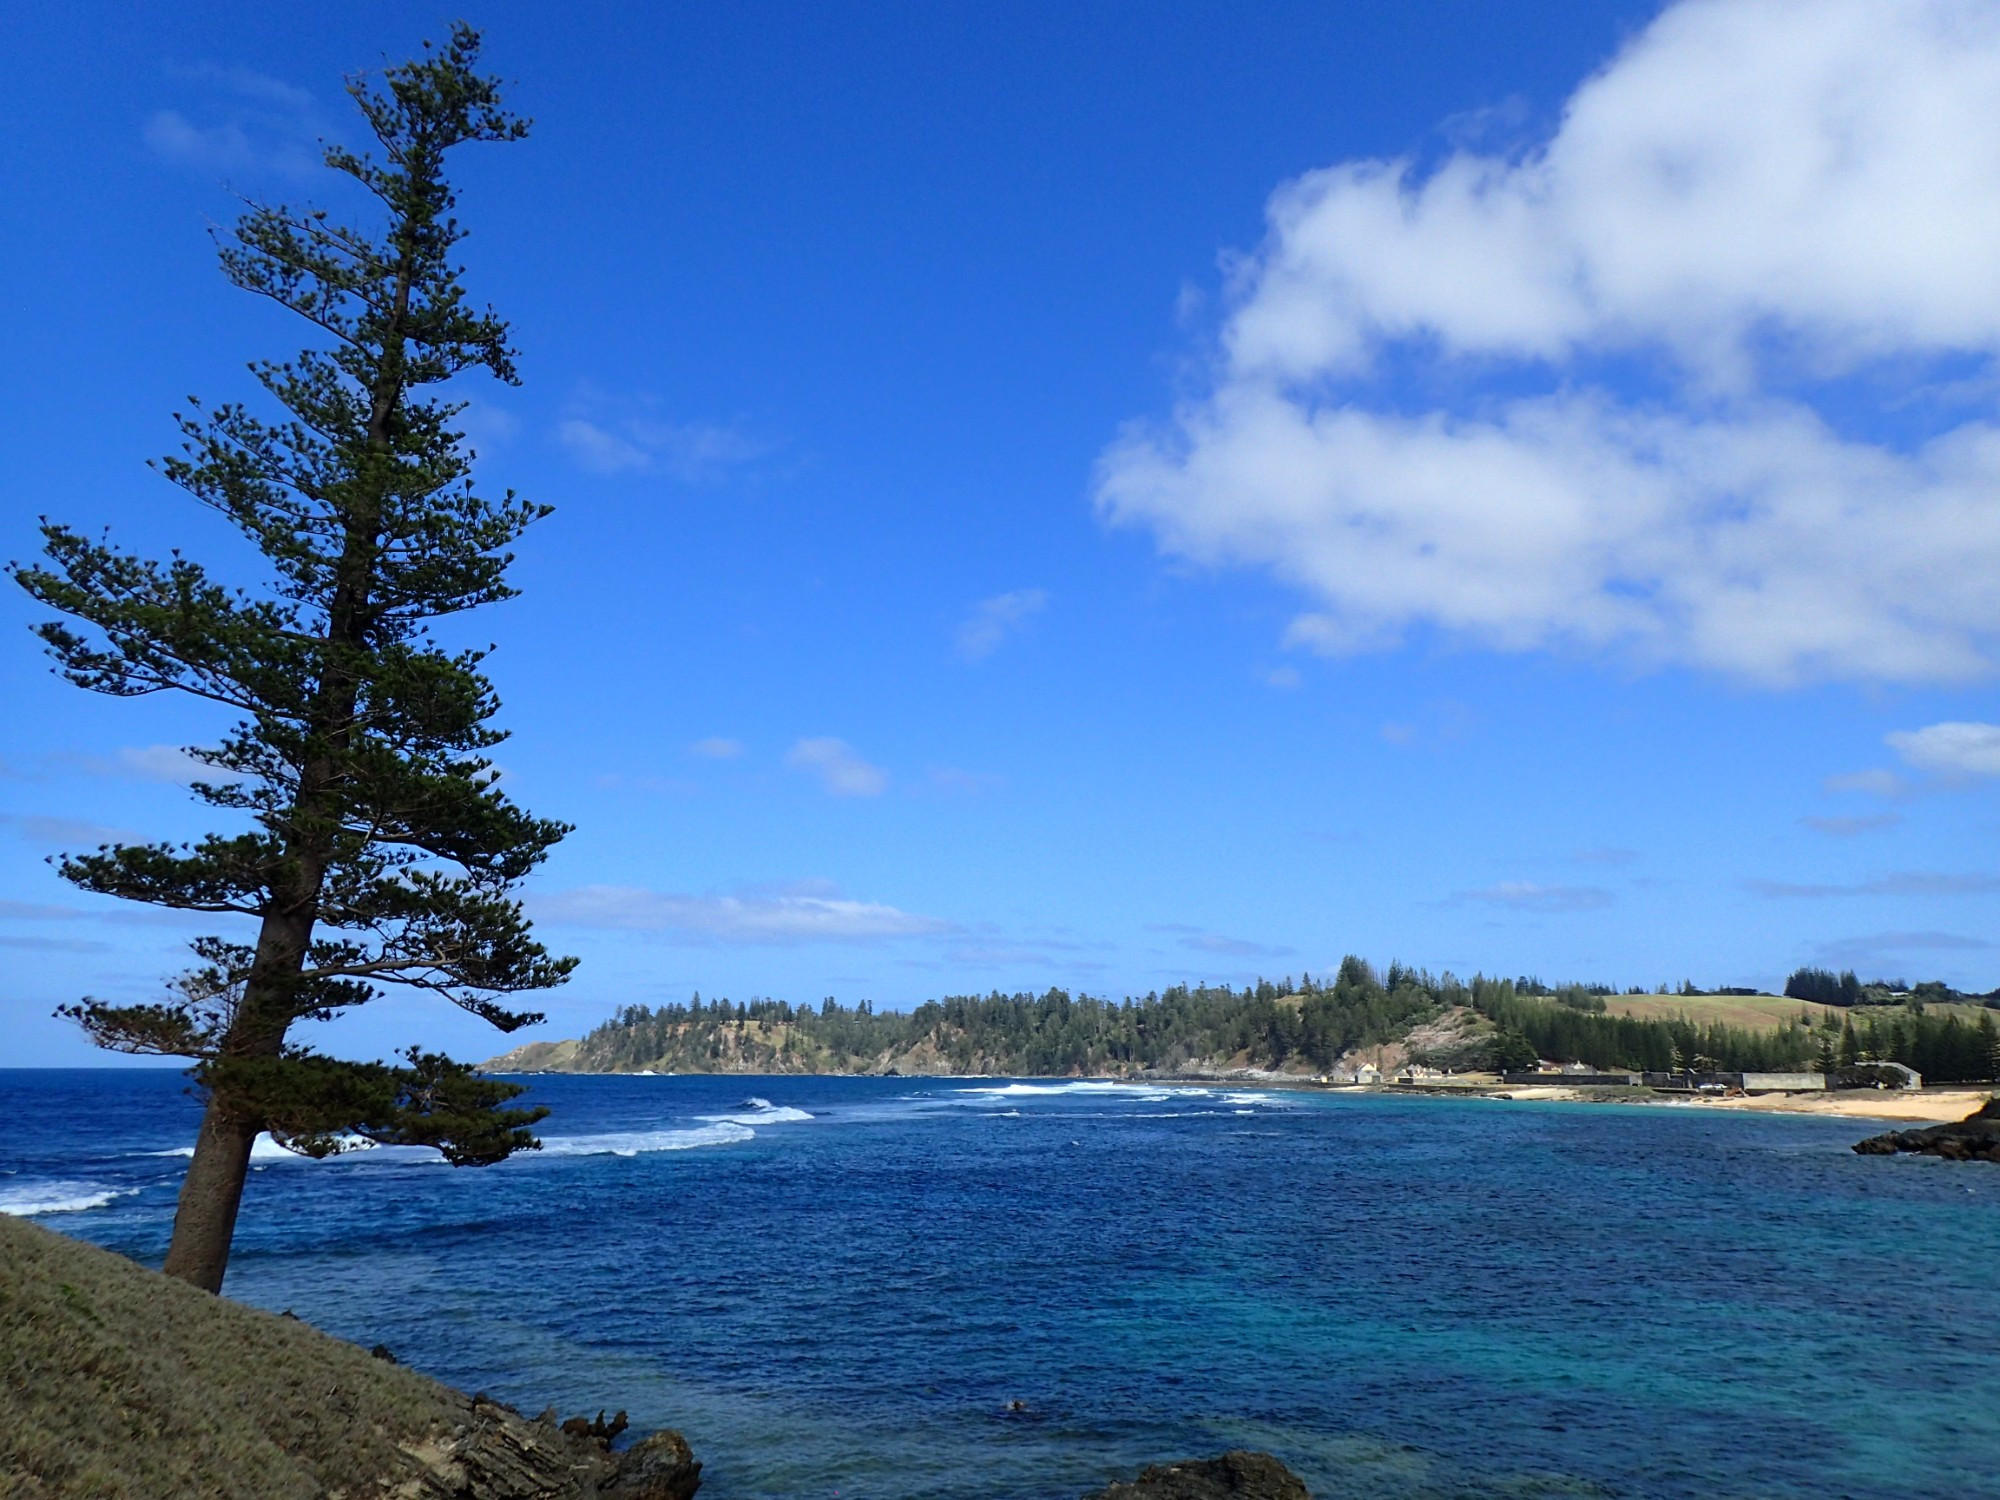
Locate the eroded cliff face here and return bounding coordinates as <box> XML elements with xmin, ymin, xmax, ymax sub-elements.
<box><xmin>0</xmin><ymin>1213</ymin><xmax>700</xmax><ymax>1500</ymax></box>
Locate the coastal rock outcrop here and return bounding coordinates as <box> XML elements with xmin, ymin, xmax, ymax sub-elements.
<box><xmin>1081</xmin><ymin>1450</ymin><xmax>1311</xmax><ymax>1500</ymax></box>
<box><xmin>1854</xmin><ymin>1097</ymin><xmax>2000</xmax><ymax>1161</ymax></box>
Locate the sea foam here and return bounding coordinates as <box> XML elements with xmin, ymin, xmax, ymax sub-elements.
<box><xmin>958</xmin><ymin>1081</ymin><xmax>1173</xmax><ymax>1102</ymax></box>
<box><xmin>0</xmin><ymin>1180</ymin><xmax>138</xmax><ymax>1217</ymax></box>
<box><xmin>537</xmin><ymin>1122</ymin><xmax>756</xmax><ymax>1157</ymax></box>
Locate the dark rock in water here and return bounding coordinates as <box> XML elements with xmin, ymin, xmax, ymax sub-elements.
<box><xmin>602</xmin><ymin>1427</ymin><xmax>703</xmax><ymax>1500</ymax></box>
<box><xmin>1082</xmin><ymin>1450</ymin><xmax>1310</xmax><ymax>1500</ymax></box>
<box><xmin>1855</xmin><ymin>1097</ymin><xmax>2000</xmax><ymax>1161</ymax></box>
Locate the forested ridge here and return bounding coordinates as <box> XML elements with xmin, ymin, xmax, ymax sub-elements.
<box><xmin>490</xmin><ymin>958</ymin><xmax>2000</xmax><ymax>1083</ymax></box>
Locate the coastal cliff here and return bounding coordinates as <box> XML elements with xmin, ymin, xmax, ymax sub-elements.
<box><xmin>0</xmin><ymin>1213</ymin><xmax>700</xmax><ymax>1499</ymax></box>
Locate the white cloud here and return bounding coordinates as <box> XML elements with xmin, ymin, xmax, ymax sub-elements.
<box><xmin>785</xmin><ymin>738</ymin><xmax>888</xmax><ymax>797</ymax></box>
<box><xmin>1453</xmin><ymin>881</ymin><xmax>1614</xmax><ymax>912</ymax></box>
<box><xmin>1887</xmin><ymin>721</ymin><xmax>2000</xmax><ymax>777</ymax></box>
<box><xmin>1097</xmin><ymin>0</ymin><xmax>2000</xmax><ymax>685</ymax></box>
<box><xmin>536</xmin><ymin>883</ymin><xmax>949</xmax><ymax>943</ymax></box>
<box><xmin>955</xmin><ymin>589</ymin><xmax>1049</xmax><ymax>661</ymax></box>
<box><xmin>688</xmin><ymin>737</ymin><xmax>746</xmax><ymax>760</ymax></box>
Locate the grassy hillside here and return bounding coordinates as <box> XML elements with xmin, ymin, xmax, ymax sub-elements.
<box><xmin>1604</xmin><ymin>993</ymin><xmax>1826</xmax><ymax>1028</ymax></box>
<box><xmin>0</xmin><ymin>1215</ymin><xmax>696</xmax><ymax>1499</ymax></box>
<box><xmin>1605</xmin><ymin>993</ymin><xmax>1994</xmax><ymax>1031</ymax></box>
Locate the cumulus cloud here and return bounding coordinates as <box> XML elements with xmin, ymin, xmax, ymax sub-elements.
<box><xmin>1887</xmin><ymin>721</ymin><xmax>2000</xmax><ymax>777</ymax></box>
<box><xmin>1453</xmin><ymin>881</ymin><xmax>1614</xmax><ymax>912</ymax></box>
<box><xmin>785</xmin><ymin>738</ymin><xmax>888</xmax><ymax>797</ymax></box>
<box><xmin>1097</xmin><ymin>0</ymin><xmax>2000</xmax><ymax>685</ymax></box>
<box><xmin>955</xmin><ymin>589</ymin><xmax>1049</xmax><ymax>661</ymax></box>
<box><xmin>535</xmin><ymin>883</ymin><xmax>950</xmax><ymax>943</ymax></box>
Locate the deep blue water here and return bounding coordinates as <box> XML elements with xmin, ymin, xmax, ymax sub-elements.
<box><xmin>4</xmin><ymin>1070</ymin><xmax>1998</xmax><ymax>1500</ymax></box>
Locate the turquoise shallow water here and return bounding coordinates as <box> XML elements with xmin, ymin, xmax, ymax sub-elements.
<box><xmin>4</xmin><ymin>1070</ymin><xmax>1998</xmax><ymax>1499</ymax></box>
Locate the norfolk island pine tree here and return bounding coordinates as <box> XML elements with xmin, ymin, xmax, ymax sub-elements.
<box><xmin>9</xmin><ymin>27</ymin><xmax>576</xmax><ymax>1293</ymax></box>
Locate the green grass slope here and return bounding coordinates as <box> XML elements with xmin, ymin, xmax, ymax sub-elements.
<box><xmin>0</xmin><ymin>1214</ymin><xmax>697</xmax><ymax>1499</ymax></box>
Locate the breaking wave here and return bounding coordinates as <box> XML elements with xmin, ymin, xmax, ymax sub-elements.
<box><xmin>957</xmin><ymin>1081</ymin><xmax>1173</xmax><ymax>1102</ymax></box>
<box><xmin>0</xmin><ymin>1180</ymin><xmax>138</xmax><ymax>1217</ymax></box>
<box><xmin>698</xmin><ymin>1096</ymin><xmax>814</xmax><ymax>1127</ymax></box>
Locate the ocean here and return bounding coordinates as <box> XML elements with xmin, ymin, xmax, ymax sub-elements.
<box><xmin>3</xmin><ymin>1069</ymin><xmax>1997</xmax><ymax>1499</ymax></box>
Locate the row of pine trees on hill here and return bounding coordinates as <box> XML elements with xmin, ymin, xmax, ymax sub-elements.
<box><xmin>1473</xmin><ymin>986</ymin><xmax>2000</xmax><ymax>1082</ymax></box>
<box><xmin>569</xmin><ymin>959</ymin><xmax>2000</xmax><ymax>1084</ymax></box>
<box><xmin>576</xmin><ymin>958</ymin><xmax>1446</xmax><ymax>1076</ymax></box>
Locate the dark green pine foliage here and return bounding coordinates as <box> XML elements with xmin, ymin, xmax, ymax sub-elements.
<box><xmin>10</xmin><ymin>27</ymin><xmax>573</xmax><ymax>1289</ymax></box>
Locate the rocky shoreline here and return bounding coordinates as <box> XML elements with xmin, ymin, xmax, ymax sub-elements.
<box><xmin>1853</xmin><ymin>1097</ymin><xmax>2000</xmax><ymax>1161</ymax></box>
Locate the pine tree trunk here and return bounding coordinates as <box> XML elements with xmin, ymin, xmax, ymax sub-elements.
<box><xmin>161</xmin><ymin>1098</ymin><xmax>260</xmax><ymax>1293</ymax></box>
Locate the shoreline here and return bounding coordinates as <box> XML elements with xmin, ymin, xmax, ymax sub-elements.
<box><xmin>1147</xmin><ymin>1073</ymin><xmax>1994</xmax><ymax>1124</ymax></box>
<box><xmin>491</xmin><ymin>1064</ymin><xmax>1995</xmax><ymax>1126</ymax></box>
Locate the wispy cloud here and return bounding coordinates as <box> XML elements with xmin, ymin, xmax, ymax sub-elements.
<box><xmin>0</xmin><ymin>814</ymin><xmax>134</xmax><ymax>847</ymax></box>
<box><xmin>60</xmin><ymin>744</ymin><xmax>237</xmax><ymax>786</ymax></box>
<box><xmin>955</xmin><ymin>589</ymin><xmax>1049</xmax><ymax>662</ymax></box>
<box><xmin>0</xmin><ymin>935</ymin><xmax>114</xmax><ymax>954</ymax></box>
<box><xmin>1800</xmin><ymin>813</ymin><xmax>1900</xmax><ymax>838</ymax></box>
<box><xmin>535</xmin><ymin>882</ymin><xmax>950</xmax><ymax>944</ymax></box>
<box><xmin>1749</xmin><ymin>871</ymin><xmax>2000</xmax><ymax>899</ymax></box>
<box><xmin>786</xmin><ymin>738</ymin><xmax>887</xmax><ymax>797</ymax></box>
<box><xmin>1147</xmin><ymin>922</ymin><xmax>1297</xmax><ymax>959</ymax></box>
<box><xmin>1452</xmin><ymin>882</ymin><xmax>1614</xmax><ymax>913</ymax></box>
<box><xmin>557</xmin><ymin>392</ymin><xmax>764</xmax><ymax>481</ymax></box>
<box><xmin>144</xmin><ymin>62</ymin><xmax>321</xmax><ymax>177</ymax></box>
<box><xmin>1379</xmin><ymin>701</ymin><xmax>1475</xmax><ymax>750</ymax></box>
<box><xmin>1886</xmin><ymin>721</ymin><xmax>2000</xmax><ymax>779</ymax></box>
<box><xmin>1822</xmin><ymin>769</ymin><xmax>1909</xmax><ymax>799</ymax></box>
<box><xmin>688</xmin><ymin>737</ymin><xmax>746</xmax><ymax>760</ymax></box>
<box><xmin>1814</xmin><ymin>931</ymin><xmax>1994</xmax><ymax>965</ymax></box>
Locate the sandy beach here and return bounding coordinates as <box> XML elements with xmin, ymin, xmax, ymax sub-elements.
<box><xmin>1191</xmin><ymin>1076</ymin><xmax>1996</xmax><ymax>1125</ymax></box>
<box><xmin>1473</xmin><ymin>1082</ymin><xmax>1992</xmax><ymax>1123</ymax></box>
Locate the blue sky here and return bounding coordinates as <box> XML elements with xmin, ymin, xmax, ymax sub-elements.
<box><xmin>5</xmin><ymin>0</ymin><xmax>1999</xmax><ymax>1067</ymax></box>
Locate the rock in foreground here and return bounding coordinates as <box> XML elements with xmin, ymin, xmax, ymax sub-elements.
<box><xmin>1082</xmin><ymin>1450</ymin><xmax>1311</xmax><ymax>1500</ymax></box>
<box><xmin>1854</xmin><ymin>1096</ymin><xmax>2000</xmax><ymax>1161</ymax></box>
<box><xmin>0</xmin><ymin>1212</ymin><xmax>699</xmax><ymax>1499</ymax></box>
